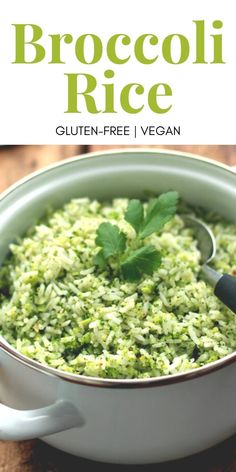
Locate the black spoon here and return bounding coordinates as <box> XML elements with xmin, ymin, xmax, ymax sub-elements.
<box><xmin>182</xmin><ymin>215</ymin><xmax>236</xmax><ymax>314</ymax></box>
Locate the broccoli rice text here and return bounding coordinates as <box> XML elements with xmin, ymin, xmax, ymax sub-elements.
<box><xmin>0</xmin><ymin>198</ymin><xmax>236</xmax><ymax>379</ymax></box>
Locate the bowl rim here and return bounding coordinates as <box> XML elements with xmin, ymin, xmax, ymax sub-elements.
<box><xmin>0</xmin><ymin>147</ymin><xmax>235</xmax><ymax>389</ymax></box>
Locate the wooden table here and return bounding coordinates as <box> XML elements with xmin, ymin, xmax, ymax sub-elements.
<box><xmin>0</xmin><ymin>145</ymin><xmax>236</xmax><ymax>472</ymax></box>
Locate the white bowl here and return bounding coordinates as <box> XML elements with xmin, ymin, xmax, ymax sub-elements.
<box><xmin>0</xmin><ymin>149</ymin><xmax>235</xmax><ymax>464</ymax></box>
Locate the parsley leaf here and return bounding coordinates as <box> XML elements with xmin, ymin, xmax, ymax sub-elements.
<box><xmin>95</xmin><ymin>222</ymin><xmax>127</xmax><ymax>259</ymax></box>
<box><xmin>94</xmin><ymin>192</ymin><xmax>179</xmax><ymax>282</ymax></box>
<box><xmin>140</xmin><ymin>191</ymin><xmax>179</xmax><ymax>239</ymax></box>
<box><xmin>94</xmin><ymin>249</ymin><xmax>107</xmax><ymax>269</ymax></box>
<box><xmin>121</xmin><ymin>246</ymin><xmax>162</xmax><ymax>282</ymax></box>
<box><xmin>125</xmin><ymin>199</ymin><xmax>144</xmax><ymax>234</ymax></box>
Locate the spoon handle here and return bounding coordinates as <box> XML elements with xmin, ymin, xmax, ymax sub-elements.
<box><xmin>201</xmin><ymin>265</ymin><xmax>221</xmax><ymax>287</ymax></box>
<box><xmin>214</xmin><ymin>274</ymin><xmax>236</xmax><ymax>314</ymax></box>
<box><xmin>201</xmin><ymin>265</ymin><xmax>236</xmax><ymax>314</ymax></box>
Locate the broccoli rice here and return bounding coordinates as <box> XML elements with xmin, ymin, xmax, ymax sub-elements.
<box><xmin>0</xmin><ymin>197</ymin><xmax>236</xmax><ymax>379</ymax></box>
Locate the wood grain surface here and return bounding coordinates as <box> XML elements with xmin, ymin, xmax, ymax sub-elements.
<box><xmin>89</xmin><ymin>144</ymin><xmax>236</xmax><ymax>166</ymax></box>
<box><xmin>0</xmin><ymin>144</ymin><xmax>236</xmax><ymax>472</ymax></box>
<box><xmin>0</xmin><ymin>145</ymin><xmax>87</xmax><ymax>193</ymax></box>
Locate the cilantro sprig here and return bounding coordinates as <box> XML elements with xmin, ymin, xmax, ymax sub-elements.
<box><xmin>94</xmin><ymin>191</ymin><xmax>179</xmax><ymax>282</ymax></box>
<box><xmin>94</xmin><ymin>223</ymin><xmax>127</xmax><ymax>270</ymax></box>
<box><xmin>121</xmin><ymin>245</ymin><xmax>162</xmax><ymax>282</ymax></box>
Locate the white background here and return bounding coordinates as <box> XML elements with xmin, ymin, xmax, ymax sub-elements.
<box><xmin>0</xmin><ymin>0</ymin><xmax>235</xmax><ymax>144</ymax></box>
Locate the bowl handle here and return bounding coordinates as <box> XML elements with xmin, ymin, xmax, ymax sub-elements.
<box><xmin>0</xmin><ymin>399</ymin><xmax>82</xmax><ymax>440</ymax></box>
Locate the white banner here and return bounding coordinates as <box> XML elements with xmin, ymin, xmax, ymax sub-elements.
<box><xmin>0</xmin><ymin>0</ymin><xmax>235</xmax><ymax>144</ymax></box>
